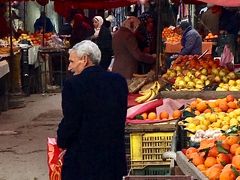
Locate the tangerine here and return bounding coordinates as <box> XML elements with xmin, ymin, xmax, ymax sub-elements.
<box><xmin>204</xmin><ymin>157</ymin><xmax>217</xmax><ymax>168</ymax></box>
<box><xmin>205</xmin><ymin>164</ymin><xmax>223</xmax><ymax>180</ymax></box>
<box><xmin>219</xmin><ymin>168</ymin><xmax>236</xmax><ymax>180</ymax></box>
<box><xmin>225</xmin><ymin>136</ymin><xmax>240</xmax><ymax>146</ymax></box>
<box><xmin>172</xmin><ymin>110</ymin><xmax>182</xmax><ymax>119</ymax></box>
<box><xmin>208</xmin><ymin>146</ymin><xmax>219</xmax><ymax>157</ymax></box>
<box><xmin>227</xmin><ymin>101</ymin><xmax>238</xmax><ymax>109</ymax></box>
<box><xmin>217</xmin><ymin>153</ymin><xmax>231</xmax><ymax>165</ymax></box>
<box><xmin>232</xmin><ymin>155</ymin><xmax>240</xmax><ymax>169</ymax></box>
<box><xmin>148</xmin><ymin>112</ymin><xmax>157</xmax><ymax>120</ymax></box>
<box><xmin>197</xmin><ymin>164</ymin><xmax>206</xmax><ymax>171</ymax></box>
<box><xmin>235</xmin><ymin>147</ymin><xmax>240</xmax><ymax>155</ymax></box>
<box><xmin>219</xmin><ymin>102</ymin><xmax>229</xmax><ymax>112</ymax></box>
<box><xmin>186</xmin><ymin>147</ymin><xmax>198</xmax><ymax>159</ymax></box>
<box><xmin>159</xmin><ymin>111</ymin><xmax>169</xmax><ymax>120</ymax></box>
<box><xmin>196</xmin><ymin>102</ymin><xmax>208</xmax><ymax>113</ymax></box>
<box><xmin>230</xmin><ymin>144</ymin><xmax>240</xmax><ymax>155</ymax></box>
<box><xmin>141</xmin><ymin>112</ymin><xmax>148</xmax><ymax>120</ymax></box>
<box><xmin>226</xmin><ymin>95</ymin><xmax>235</xmax><ymax>102</ymax></box>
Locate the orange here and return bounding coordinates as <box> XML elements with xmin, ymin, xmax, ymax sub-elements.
<box><xmin>196</xmin><ymin>102</ymin><xmax>208</xmax><ymax>113</ymax></box>
<box><xmin>232</xmin><ymin>155</ymin><xmax>240</xmax><ymax>169</ymax></box>
<box><xmin>217</xmin><ymin>153</ymin><xmax>231</xmax><ymax>165</ymax></box>
<box><xmin>219</xmin><ymin>102</ymin><xmax>229</xmax><ymax>112</ymax></box>
<box><xmin>147</xmin><ymin>112</ymin><xmax>157</xmax><ymax>120</ymax></box>
<box><xmin>172</xmin><ymin>110</ymin><xmax>182</xmax><ymax>119</ymax></box>
<box><xmin>197</xmin><ymin>164</ymin><xmax>206</xmax><ymax>171</ymax></box>
<box><xmin>230</xmin><ymin>144</ymin><xmax>240</xmax><ymax>155</ymax></box>
<box><xmin>208</xmin><ymin>146</ymin><xmax>219</xmax><ymax>157</ymax></box>
<box><xmin>186</xmin><ymin>147</ymin><xmax>198</xmax><ymax>159</ymax></box>
<box><xmin>204</xmin><ymin>157</ymin><xmax>217</xmax><ymax>168</ymax></box>
<box><xmin>220</xmin><ymin>168</ymin><xmax>236</xmax><ymax>180</ymax></box>
<box><xmin>235</xmin><ymin>147</ymin><xmax>240</xmax><ymax>155</ymax></box>
<box><xmin>141</xmin><ymin>113</ymin><xmax>148</xmax><ymax>120</ymax></box>
<box><xmin>205</xmin><ymin>164</ymin><xmax>223</xmax><ymax>180</ymax></box>
<box><xmin>226</xmin><ymin>95</ymin><xmax>235</xmax><ymax>102</ymax></box>
<box><xmin>192</xmin><ymin>153</ymin><xmax>205</xmax><ymax>166</ymax></box>
<box><xmin>194</xmin><ymin>110</ymin><xmax>201</xmax><ymax>115</ymax></box>
<box><xmin>225</xmin><ymin>136</ymin><xmax>240</xmax><ymax>146</ymax></box>
<box><xmin>208</xmin><ymin>101</ymin><xmax>217</xmax><ymax>108</ymax></box>
<box><xmin>227</xmin><ymin>101</ymin><xmax>238</xmax><ymax>109</ymax></box>
<box><xmin>204</xmin><ymin>108</ymin><xmax>212</xmax><ymax>113</ymax></box>
<box><xmin>159</xmin><ymin>111</ymin><xmax>169</xmax><ymax>120</ymax></box>
<box><xmin>190</xmin><ymin>100</ymin><xmax>198</xmax><ymax>110</ymax></box>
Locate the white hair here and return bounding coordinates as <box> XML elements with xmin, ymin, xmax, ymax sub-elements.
<box><xmin>69</xmin><ymin>40</ymin><xmax>101</xmax><ymax>65</ymax></box>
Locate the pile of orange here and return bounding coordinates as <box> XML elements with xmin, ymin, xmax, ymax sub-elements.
<box><xmin>139</xmin><ymin>109</ymin><xmax>182</xmax><ymax>120</ymax></box>
<box><xmin>189</xmin><ymin>95</ymin><xmax>239</xmax><ymax>114</ymax></box>
<box><xmin>184</xmin><ymin>134</ymin><xmax>240</xmax><ymax>180</ymax></box>
<box><xmin>205</xmin><ymin>33</ymin><xmax>218</xmax><ymax>41</ymax></box>
<box><xmin>171</xmin><ymin>55</ymin><xmax>220</xmax><ymax>70</ymax></box>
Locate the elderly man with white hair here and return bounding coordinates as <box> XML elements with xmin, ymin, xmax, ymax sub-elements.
<box><xmin>57</xmin><ymin>40</ymin><xmax>128</xmax><ymax>180</ymax></box>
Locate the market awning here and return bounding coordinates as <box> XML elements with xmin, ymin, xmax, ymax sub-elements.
<box><xmin>195</xmin><ymin>0</ymin><xmax>240</xmax><ymax>7</ymax></box>
<box><xmin>54</xmin><ymin>0</ymin><xmax>137</xmax><ymax>17</ymax></box>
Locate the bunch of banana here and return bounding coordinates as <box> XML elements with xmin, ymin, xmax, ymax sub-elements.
<box><xmin>135</xmin><ymin>81</ymin><xmax>161</xmax><ymax>103</ymax></box>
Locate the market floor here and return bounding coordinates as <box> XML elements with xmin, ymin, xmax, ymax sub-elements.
<box><xmin>0</xmin><ymin>93</ymin><xmax>62</xmax><ymax>180</ymax></box>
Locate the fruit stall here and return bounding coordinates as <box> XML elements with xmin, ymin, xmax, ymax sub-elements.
<box><xmin>125</xmin><ymin>48</ymin><xmax>240</xmax><ymax>179</ymax></box>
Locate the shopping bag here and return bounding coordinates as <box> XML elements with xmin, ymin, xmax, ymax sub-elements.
<box><xmin>47</xmin><ymin>137</ymin><xmax>64</xmax><ymax>180</ymax></box>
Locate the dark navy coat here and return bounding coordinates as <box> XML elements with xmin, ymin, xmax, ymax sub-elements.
<box><xmin>57</xmin><ymin>66</ymin><xmax>128</xmax><ymax>180</ymax></box>
<box><xmin>180</xmin><ymin>26</ymin><xmax>202</xmax><ymax>55</ymax></box>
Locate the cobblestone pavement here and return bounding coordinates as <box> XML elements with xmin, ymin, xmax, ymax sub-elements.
<box><xmin>0</xmin><ymin>94</ymin><xmax>62</xmax><ymax>180</ymax></box>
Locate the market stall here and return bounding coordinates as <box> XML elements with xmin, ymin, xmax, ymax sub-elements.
<box><xmin>0</xmin><ymin>59</ymin><xmax>9</xmax><ymax>112</ymax></box>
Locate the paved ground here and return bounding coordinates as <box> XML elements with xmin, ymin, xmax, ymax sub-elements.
<box><xmin>0</xmin><ymin>93</ymin><xmax>62</xmax><ymax>180</ymax></box>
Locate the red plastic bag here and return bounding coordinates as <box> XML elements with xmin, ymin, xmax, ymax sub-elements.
<box><xmin>47</xmin><ymin>137</ymin><xmax>64</xmax><ymax>180</ymax></box>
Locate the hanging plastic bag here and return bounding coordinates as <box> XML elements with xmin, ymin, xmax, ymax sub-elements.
<box><xmin>47</xmin><ymin>137</ymin><xmax>65</xmax><ymax>180</ymax></box>
<box><xmin>220</xmin><ymin>45</ymin><xmax>234</xmax><ymax>71</ymax></box>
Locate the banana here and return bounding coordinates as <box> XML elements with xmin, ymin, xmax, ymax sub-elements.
<box><xmin>135</xmin><ymin>90</ymin><xmax>153</xmax><ymax>103</ymax></box>
<box><xmin>139</xmin><ymin>88</ymin><xmax>152</xmax><ymax>95</ymax></box>
<box><xmin>145</xmin><ymin>89</ymin><xmax>157</xmax><ymax>102</ymax></box>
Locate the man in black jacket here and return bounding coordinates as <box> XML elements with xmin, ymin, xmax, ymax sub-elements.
<box><xmin>57</xmin><ymin>40</ymin><xmax>128</xmax><ymax>180</ymax></box>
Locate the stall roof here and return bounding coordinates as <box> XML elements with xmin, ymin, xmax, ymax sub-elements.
<box><xmin>195</xmin><ymin>0</ymin><xmax>240</xmax><ymax>7</ymax></box>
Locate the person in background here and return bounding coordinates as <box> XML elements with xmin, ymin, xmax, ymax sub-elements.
<box><xmin>92</xmin><ymin>16</ymin><xmax>113</xmax><ymax>70</ymax></box>
<box><xmin>135</xmin><ymin>12</ymin><xmax>156</xmax><ymax>74</ymax></box>
<box><xmin>57</xmin><ymin>40</ymin><xmax>128</xmax><ymax>180</ymax></box>
<box><xmin>166</xmin><ymin>20</ymin><xmax>202</xmax><ymax>69</ymax></box>
<box><xmin>199</xmin><ymin>4</ymin><xmax>222</xmax><ymax>37</ymax></box>
<box><xmin>179</xmin><ymin>20</ymin><xmax>202</xmax><ymax>55</ymax></box>
<box><xmin>70</xmin><ymin>13</ymin><xmax>94</xmax><ymax>48</ymax></box>
<box><xmin>34</xmin><ymin>11</ymin><xmax>54</xmax><ymax>33</ymax></box>
<box><xmin>0</xmin><ymin>3</ymin><xmax>10</xmax><ymax>38</ymax></box>
<box><xmin>112</xmin><ymin>16</ymin><xmax>156</xmax><ymax>80</ymax></box>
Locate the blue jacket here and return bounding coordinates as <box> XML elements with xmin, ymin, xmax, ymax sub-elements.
<box><xmin>180</xmin><ymin>26</ymin><xmax>202</xmax><ymax>55</ymax></box>
<box><xmin>57</xmin><ymin>66</ymin><xmax>128</xmax><ymax>180</ymax></box>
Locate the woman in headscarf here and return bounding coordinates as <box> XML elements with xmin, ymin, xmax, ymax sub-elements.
<box><xmin>112</xmin><ymin>16</ymin><xmax>156</xmax><ymax>80</ymax></box>
<box><xmin>70</xmin><ymin>13</ymin><xmax>94</xmax><ymax>47</ymax></box>
<box><xmin>92</xmin><ymin>16</ymin><xmax>113</xmax><ymax>70</ymax></box>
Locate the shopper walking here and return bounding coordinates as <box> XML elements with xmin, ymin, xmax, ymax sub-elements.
<box><xmin>57</xmin><ymin>40</ymin><xmax>128</xmax><ymax>180</ymax></box>
<box><xmin>92</xmin><ymin>16</ymin><xmax>113</xmax><ymax>70</ymax></box>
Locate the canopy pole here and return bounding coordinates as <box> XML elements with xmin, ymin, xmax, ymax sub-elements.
<box><xmin>23</xmin><ymin>0</ymin><xmax>26</xmax><ymax>31</ymax></box>
<box><xmin>42</xmin><ymin>5</ymin><xmax>46</xmax><ymax>47</ymax></box>
<box><xmin>155</xmin><ymin>0</ymin><xmax>163</xmax><ymax>80</ymax></box>
<box><xmin>8</xmin><ymin>0</ymin><xmax>13</xmax><ymax>58</ymax></box>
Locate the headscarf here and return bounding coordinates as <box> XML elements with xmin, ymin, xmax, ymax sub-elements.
<box><xmin>93</xmin><ymin>16</ymin><xmax>104</xmax><ymax>37</ymax></box>
<box><xmin>122</xmin><ymin>16</ymin><xmax>140</xmax><ymax>33</ymax></box>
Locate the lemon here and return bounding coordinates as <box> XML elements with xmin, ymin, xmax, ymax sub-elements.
<box><xmin>230</xmin><ymin>118</ymin><xmax>238</xmax><ymax>126</ymax></box>
<box><xmin>221</xmin><ymin>125</ymin><xmax>230</xmax><ymax>131</ymax></box>
<box><xmin>209</xmin><ymin>113</ymin><xmax>217</xmax><ymax>123</ymax></box>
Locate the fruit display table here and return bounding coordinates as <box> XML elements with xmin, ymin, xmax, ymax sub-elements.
<box><xmin>0</xmin><ymin>60</ymin><xmax>9</xmax><ymax>111</ymax></box>
<box><xmin>164</xmin><ymin>42</ymin><xmax>213</xmax><ymax>54</ymax></box>
<box><xmin>37</xmin><ymin>47</ymin><xmax>68</xmax><ymax>93</ymax></box>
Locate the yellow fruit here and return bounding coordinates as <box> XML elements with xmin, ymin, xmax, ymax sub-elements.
<box><xmin>209</xmin><ymin>113</ymin><xmax>217</xmax><ymax>123</ymax></box>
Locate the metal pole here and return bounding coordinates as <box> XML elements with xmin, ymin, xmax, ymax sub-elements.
<box><xmin>42</xmin><ymin>5</ymin><xmax>46</xmax><ymax>47</ymax></box>
<box><xmin>23</xmin><ymin>0</ymin><xmax>26</xmax><ymax>31</ymax></box>
<box><xmin>155</xmin><ymin>0</ymin><xmax>162</xmax><ymax>80</ymax></box>
<box><xmin>8</xmin><ymin>0</ymin><xmax>13</xmax><ymax>58</ymax></box>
